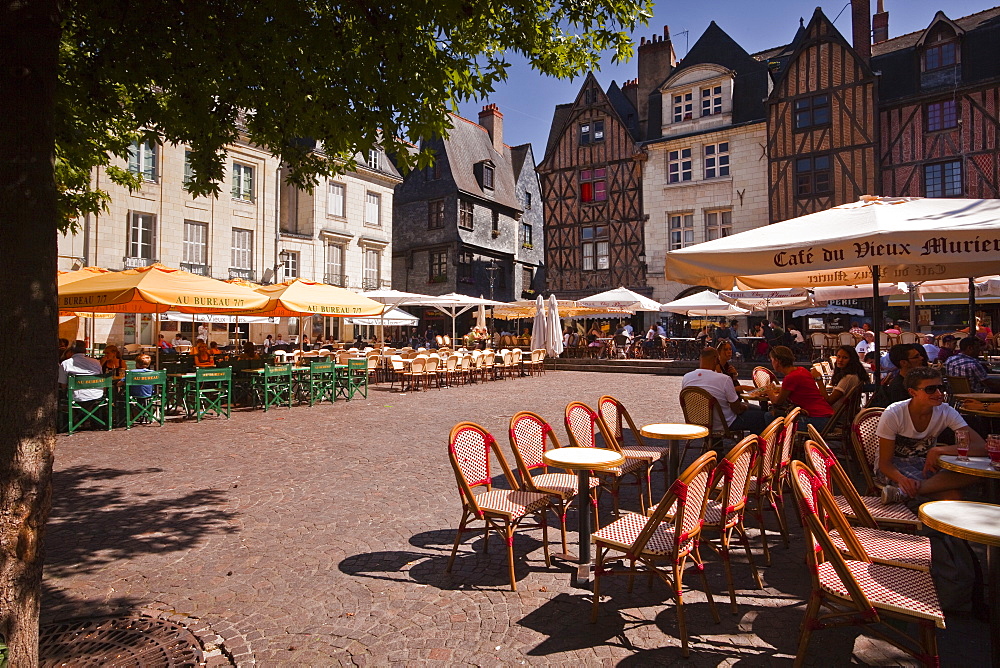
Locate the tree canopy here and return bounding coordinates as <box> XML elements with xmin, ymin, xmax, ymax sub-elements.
<box><xmin>59</xmin><ymin>0</ymin><xmax>652</xmax><ymax>225</ymax></box>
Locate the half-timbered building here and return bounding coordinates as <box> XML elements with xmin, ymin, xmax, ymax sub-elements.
<box><xmin>875</xmin><ymin>6</ymin><xmax>1000</xmax><ymax>199</ymax></box>
<box><xmin>538</xmin><ymin>64</ymin><xmax>660</xmax><ymax>298</ymax></box>
<box><xmin>766</xmin><ymin>7</ymin><xmax>879</xmax><ymax>224</ymax></box>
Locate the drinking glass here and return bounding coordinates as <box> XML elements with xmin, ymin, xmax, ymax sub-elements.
<box><xmin>955</xmin><ymin>430</ymin><xmax>970</xmax><ymax>462</ymax></box>
<box><xmin>987</xmin><ymin>434</ymin><xmax>1000</xmax><ymax>470</ymax></box>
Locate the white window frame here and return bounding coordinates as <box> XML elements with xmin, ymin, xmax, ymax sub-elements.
<box><xmin>280</xmin><ymin>251</ymin><xmax>299</xmax><ymax>281</ymax></box>
<box><xmin>325</xmin><ymin>243</ymin><xmax>345</xmax><ymax>285</ymax></box>
<box><xmin>668</xmin><ymin>148</ymin><xmax>692</xmax><ymax>183</ymax></box>
<box><xmin>128</xmin><ymin>140</ymin><xmax>157</xmax><ymax>182</ymax></box>
<box><xmin>368</xmin><ymin>149</ymin><xmax>381</xmax><ymax>171</ymax></box>
<box><xmin>705</xmin><ymin>209</ymin><xmax>732</xmax><ymax>241</ymax></box>
<box><xmin>232</xmin><ymin>162</ymin><xmax>254</xmax><ymax>202</ymax></box>
<box><xmin>182</xmin><ymin>220</ymin><xmax>207</xmax><ymax>266</ymax></box>
<box><xmin>327</xmin><ymin>181</ymin><xmax>346</xmax><ymax>217</ymax></box>
<box><xmin>581</xmin><ymin>225</ymin><xmax>609</xmax><ymax>271</ymax></box>
<box><xmin>704</xmin><ymin>142</ymin><xmax>730</xmax><ymax>179</ymax></box>
<box><xmin>701</xmin><ymin>85</ymin><xmax>723</xmax><ymax>116</ymax></box>
<box><xmin>363</xmin><ymin>248</ymin><xmax>381</xmax><ymax>289</ymax></box>
<box><xmin>231</xmin><ymin>228</ymin><xmax>253</xmax><ymax>270</ymax></box>
<box><xmin>365</xmin><ymin>191</ymin><xmax>381</xmax><ymax>227</ymax></box>
<box><xmin>128</xmin><ymin>212</ymin><xmax>156</xmax><ymax>259</ymax></box>
<box><xmin>669</xmin><ymin>213</ymin><xmax>694</xmax><ymax>250</ymax></box>
<box><xmin>459</xmin><ymin>199</ymin><xmax>474</xmax><ymax>230</ymax></box>
<box><xmin>672</xmin><ymin>91</ymin><xmax>693</xmax><ymax>122</ymax></box>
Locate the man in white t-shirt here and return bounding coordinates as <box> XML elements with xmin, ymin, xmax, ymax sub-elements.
<box><xmin>855</xmin><ymin>331</ymin><xmax>875</xmax><ymax>356</ymax></box>
<box><xmin>921</xmin><ymin>334</ymin><xmax>940</xmax><ymax>362</ymax></box>
<box><xmin>681</xmin><ymin>347</ymin><xmax>767</xmax><ymax>434</ymax></box>
<box><xmin>58</xmin><ymin>340</ymin><xmax>104</xmax><ymax>403</ymax></box>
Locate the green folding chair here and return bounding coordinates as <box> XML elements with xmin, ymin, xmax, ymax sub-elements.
<box><xmin>346</xmin><ymin>358</ymin><xmax>368</xmax><ymax>400</ymax></box>
<box><xmin>66</xmin><ymin>375</ymin><xmax>113</xmax><ymax>434</ymax></box>
<box><xmin>308</xmin><ymin>360</ymin><xmax>337</xmax><ymax>406</ymax></box>
<box><xmin>262</xmin><ymin>364</ymin><xmax>293</xmax><ymax>411</ymax></box>
<box><xmin>124</xmin><ymin>369</ymin><xmax>166</xmax><ymax>428</ymax></box>
<box><xmin>184</xmin><ymin>367</ymin><xmax>232</xmax><ymax>421</ymax></box>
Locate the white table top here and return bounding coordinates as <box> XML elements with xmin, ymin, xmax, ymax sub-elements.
<box><xmin>640</xmin><ymin>423</ymin><xmax>709</xmax><ymax>440</ymax></box>
<box><xmin>938</xmin><ymin>455</ymin><xmax>1000</xmax><ymax>480</ymax></box>
<box><xmin>919</xmin><ymin>500</ymin><xmax>1000</xmax><ymax>547</ymax></box>
<box><xmin>543</xmin><ymin>447</ymin><xmax>624</xmax><ymax>472</ymax></box>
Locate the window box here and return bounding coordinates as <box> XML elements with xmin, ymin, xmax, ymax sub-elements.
<box><xmin>521</xmin><ymin>242</ymin><xmax>533</xmax><ymax>249</ymax></box>
<box><xmin>491</xmin><ymin>230</ymin><xmax>501</xmax><ymax>238</ymax></box>
<box><xmin>428</xmin><ymin>274</ymin><xmax>448</xmax><ymax>284</ymax></box>
<box><xmin>521</xmin><ymin>289</ymin><xmax>537</xmax><ymax>299</ymax></box>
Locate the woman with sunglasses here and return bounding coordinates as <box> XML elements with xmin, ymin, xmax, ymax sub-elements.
<box><xmin>877</xmin><ymin>367</ymin><xmax>986</xmax><ymax>503</ymax></box>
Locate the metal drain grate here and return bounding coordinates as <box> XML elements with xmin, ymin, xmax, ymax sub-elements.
<box><xmin>40</xmin><ymin>615</ymin><xmax>206</xmax><ymax>667</ymax></box>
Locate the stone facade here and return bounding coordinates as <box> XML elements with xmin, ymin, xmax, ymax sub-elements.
<box><xmin>392</xmin><ymin>107</ymin><xmax>543</xmax><ymax>307</ymax></box>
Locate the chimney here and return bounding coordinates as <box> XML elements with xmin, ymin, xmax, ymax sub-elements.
<box><xmin>872</xmin><ymin>0</ymin><xmax>889</xmax><ymax>43</ymax></box>
<box><xmin>478</xmin><ymin>103</ymin><xmax>503</xmax><ymax>153</ymax></box>
<box><xmin>621</xmin><ymin>78</ymin><xmax>638</xmax><ymax>112</ymax></box>
<box><xmin>637</xmin><ymin>26</ymin><xmax>676</xmax><ymax>140</ymax></box>
<box><xmin>851</xmin><ymin>0</ymin><xmax>872</xmax><ymax>63</ymax></box>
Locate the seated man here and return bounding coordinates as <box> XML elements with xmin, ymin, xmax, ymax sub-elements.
<box><xmin>58</xmin><ymin>339</ymin><xmax>105</xmax><ymax>412</ymax></box>
<box><xmin>872</xmin><ymin>343</ymin><xmax>926</xmax><ymax>408</ymax></box>
<box><xmin>855</xmin><ymin>331</ymin><xmax>875</xmax><ymax>357</ymax></box>
<box><xmin>936</xmin><ymin>334</ymin><xmax>957</xmax><ymax>363</ymax></box>
<box><xmin>763</xmin><ymin>345</ymin><xmax>834</xmax><ymax>429</ymax></box>
<box><xmin>878</xmin><ymin>367</ymin><xmax>986</xmax><ymax>503</ymax></box>
<box><xmin>944</xmin><ymin>336</ymin><xmax>998</xmax><ymax>393</ymax></box>
<box><xmin>682</xmin><ymin>347</ymin><xmax>767</xmax><ymax>434</ymax></box>
<box><xmin>922</xmin><ymin>334</ymin><xmax>940</xmax><ymax>362</ymax></box>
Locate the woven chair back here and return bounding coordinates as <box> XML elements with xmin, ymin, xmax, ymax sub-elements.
<box><xmin>838</xmin><ymin>332</ymin><xmax>856</xmax><ymax>346</ymax></box>
<box><xmin>367</xmin><ymin>356</ymin><xmax>379</xmax><ymax>371</ymax></box>
<box><xmin>638</xmin><ymin>452</ymin><xmax>716</xmax><ymax>559</ymax></box>
<box><xmin>809</xmin><ymin>332</ymin><xmax>827</xmax><ymax>348</ymax></box>
<box><xmin>509</xmin><ymin>411</ymin><xmax>560</xmax><ymax>476</ymax></box>
<box><xmin>410</xmin><ymin>356</ymin><xmax>427</xmax><ymax>373</ymax></box>
<box><xmin>714</xmin><ymin>435</ymin><xmax>758</xmax><ymax>528</ymax></box>
<box><xmin>850</xmin><ymin>407</ymin><xmax>884</xmax><ymax>491</ymax></box>
<box><xmin>757</xmin><ymin>418</ymin><xmax>785</xmax><ymax>482</ymax></box>
<box><xmin>598</xmin><ymin>395</ymin><xmax>645</xmax><ymax>448</ymax></box>
<box><xmin>460</xmin><ymin>355</ymin><xmax>472</xmax><ymax>371</ymax></box>
<box><xmin>779</xmin><ymin>407</ymin><xmax>801</xmax><ymax>467</ymax></box>
<box><xmin>425</xmin><ymin>356</ymin><xmax>439</xmax><ymax>372</ymax></box>
<box><xmin>483</xmin><ymin>353</ymin><xmax>494</xmax><ymax>369</ymax></box>
<box><xmin>446</xmin><ymin>355</ymin><xmax>458</xmax><ymax>371</ymax></box>
<box><xmin>752</xmin><ymin>366</ymin><xmax>777</xmax><ymax>388</ymax></box>
<box><xmin>564</xmin><ymin>401</ymin><xmax>620</xmax><ymax>452</ymax></box>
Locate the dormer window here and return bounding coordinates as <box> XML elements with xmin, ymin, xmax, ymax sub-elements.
<box><xmin>483</xmin><ymin>163</ymin><xmax>494</xmax><ymax>190</ymax></box>
<box><xmin>922</xmin><ymin>26</ymin><xmax>959</xmax><ymax>72</ymax></box>
<box><xmin>368</xmin><ymin>149</ymin><xmax>381</xmax><ymax>171</ymax></box>
<box><xmin>475</xmin><ymin>160</ymin><xmax>495</xmax><ymax>190</ymax></box>
<box><xmin>701</xmin><ymin>85</ymin><xmax>722</xmax><ymax>116</ymax></box>
<box><xmin>672</xmin><ymin>92</ymin><xmax>693</xmax><ymax>122</ymax></box>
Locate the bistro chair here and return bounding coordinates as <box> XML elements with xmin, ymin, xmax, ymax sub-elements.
<box><xmin>679</xmin><ymin>386</ymin><xmax>743</xmax><ymax>454</ymax></box>
<box><xmin>837</xmin><ymin>331</ymin><xmax>857</xmax><ymax>347</ymax></box>
<box><xmin>803</xmin><ymin>437</ymin><xmax>931</xmax><ymax>570</ymax></box>
<box><xmin>746</xmin><ymin>418</ymin><xmax>786</xmax><ymax>565</ymax></box>
<box><xmin>788</xmin><ymin>461</ymin><xmax>943</xmax><ymax>667</ymax></box>
<box><xmin>446</xmin><ymin>422</ymin><xmax>551</xmax><ymax>591</ymax></box>
<box><xmin>564</xmin><ymin>401</ymin><xmax>651</xmax><ymax>515</ymax></box>
<box><xmin>773</xmin><ymin>407</ymin><xmax>802</xmax><ymax>525</ymax></box>
<box><xmin>307</xmin><ymin>360</ymin><xmax>337</xmax><ymax>406</ymax></box>
<box><xmin>510</xmin><ymin>348</ymin><xmax>525</xmax><ymax>376</ymax></box>
<box><xmin>828</xmin><ymin>418</ymin><xmax>922</xmax><ymax>531</ymax></box>
<box><xmin>183</xmin><ymin>367</ymin><xmax>232</xmax><ymax>421</ymax></box>
<box><xmin>697</xmin><ymin>435</ymin><xmax>763</xmax><ymax>614</ymax></box>
<box><xmin>124</xmin><ymin>369</ymin><xmax>166</xmax><ymax>428</ymax></box>
<box><xmin>262</xmin><ymin>364</ymin><xmax>293</xmax><ymax>411</ymax></box>
<box><xmin>442</xmin><ymin>355</ymin><xmax>460</xmax><ymax>387</ymax></box>
<box><xmin>590</xmin><ymin>451</ymin><xmax>720</xmax><ymax>657</ymax></box>
<box><xmin>899</xmin><ymin>332</ymin><xmax>919</xmax><ymax>345</ymax></box>
<box><xmin>751</xmin><ymin>366</ymin><xmax>778</xmax><ymax>389</ymax></box>
<box><xmin>66</xmin><ymin>375</ymin><xmax>113</xmax><ymax>435</ymax></box>
<box><xmin>599</xmin><ymin>395</ymin><xmax>672</xmax><ymax>489</ymax></box>
<box><xmin>458</xmin><ymin>354</ymin><xmax>473</xmax><ymax>385</ymax></box>
<box><xmin>508</xmin><ymin>411</ymin><xmax>600</xmax><ymax>553</ymax></box>
<box><xmin>345</xmin><ymin>358</ymin><xmax>368</xmax><ymax>399</ymax></box>
<box><xmin>402</xmin><ymin>355</ymin><xmax>427</xmax><ymax>391</ymax></box>
<box><xmin>808</xmin><ymin>332</ymin><xmax>829</xmax><ymax>359</ymax></box>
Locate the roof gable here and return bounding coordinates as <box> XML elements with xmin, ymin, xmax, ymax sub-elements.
<box><xmin>438</xmin><ymin>114</ymin><xmax>520</xmax><ymax>210</ymax></box>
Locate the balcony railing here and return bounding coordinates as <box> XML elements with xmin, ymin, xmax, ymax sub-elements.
<box><xmin>228</xmin><ymin>267</ymin><xmax>255</xmax><ymax>281</ymax></box>
<box><xmin>325</xmin><ymin>274</ymin><xmax>347</xmax><ymax>287</ymax></box>
<box><xmin>362</xmin><ymin>278</ymin><xmax>381</xmax><ymax>291</ymax></box>
<box><xmin>180</xmin><ymin>263</ymin><xmax>210</xmax><ymax>276</ymax></box>
<box><xmin>123</xmin><ymin>256</ymin><xmax>157</xmax><ymax>269</ymax></box>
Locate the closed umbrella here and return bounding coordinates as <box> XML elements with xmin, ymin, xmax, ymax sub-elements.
<box><xmin>476</xmin><ymin>303</ymin><xmax>487</xmax><ymax>331</ymax></box>
<box><xmin>546</xmin><ymin>294</ymin><xmax>564</xmax><ymax>357</ymax></box>
<box><xmin>530</xmin><ymin>295</ymin><xmax>547</xmax><ymax>352</ymax></box>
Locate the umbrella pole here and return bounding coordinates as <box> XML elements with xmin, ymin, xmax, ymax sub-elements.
<box><xmin>908</xmin><ymin>283</ymin><xmax>917</xmax><ymax>334</ymax></box>
<box><xmin>871</xmin><ymin>265</ymin><xmax>881</xmax><ymax>381</ymax></box>
<box><xmin>969</xmin><ymin>277</ymin><xmax>977</xmax><ymax>332</ymax></box>
<box><xmin>155</xmin><ymin>312</ymin><xmax>160</xmax><ymax>369</ymax></box>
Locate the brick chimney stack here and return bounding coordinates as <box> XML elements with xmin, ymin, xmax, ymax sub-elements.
<box><xmin>621</xmin><ymin>78</ymin><xmax>638</xmax><ymax>112</ymax></box>
<box><xmin>851</xmin><ymin>0</ymin><xmax>872</xmax><ymax>62</ymax></box>
<box><xmin>872</xmin><ymin>0</ymin><xmax>889</xmax><ymax>43</ymax></box>
<box><xmin>637</xmin><ymin>26</ymin><xmax>676</xmax><ymax>140</ymax></box>
<box><xmin>478</xmin><ymin>103</ymin><xmax>503</xmax><ymax>153</ymax></box>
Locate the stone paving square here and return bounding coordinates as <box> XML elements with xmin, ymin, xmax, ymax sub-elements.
<box><xmin>44</xmin><ymin>371</ymin><xmax>989</xmax><ymax>665</ymax></box>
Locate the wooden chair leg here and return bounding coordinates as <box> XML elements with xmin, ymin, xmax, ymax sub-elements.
<box><xmin>694</xmin><ymin>546</ymin><xmax>720</xmax><ymax>623</ymax></box>
<box><xmin>753</xmin><ymin>498</ymin><xmax>772</xmax><ymax>566</ymax></box>
<box><xmin>674</xmin><ymin>564</ymin><xmax>690</xmax><ymax>658</ymax></box>
<box><xmin>446</xmin><ymin>513</ymin><xmax>469</xmax><ymax>573</ymax></box>
<box><xmin>505</xmin><ymin>520</ymin><xmax>516</xmax><ymax>591</ymax></box>
<box><xmin>735</xmin><ymin>522</ymin><xmax>764</xmax><ymax>590</ymax></box>
<box><xmin>793</xmin><ymin>592</ymin><xmax>822</xmax><ymax>668</ymax></box>
<box><xmin>717</xmin><ymin>533</ymin><xmax>739</xmax><ymax>614</ymax></box>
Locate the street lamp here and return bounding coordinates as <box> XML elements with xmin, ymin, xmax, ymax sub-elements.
<box><xmin>486</xmin><ymin>259</ymin><xmax>498</xmax><ymax>301</ymax></box>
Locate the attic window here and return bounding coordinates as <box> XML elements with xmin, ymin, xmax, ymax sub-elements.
<box><xmin>672</xmin><ymin>92</ymin><xmax>693</xmax><ymax>122</ymax></box>
<box><xmin>924</xmin><ymin>39</ymin><xmax>957</xmax><ymax>72</ymax></box>
<box><xmin>580</xmin><ymin>120</ymin><xmax>604</xmax><ymax>145</ymax></box>
<box><xmin>701</xmin><ymin>86</ymin><xmax>722</xmax><ymax>116</ymax></box>
<box><xmin>482</xmin><ymin>162</ymin><xmax>494</xmax><ymax>190</ymax></box>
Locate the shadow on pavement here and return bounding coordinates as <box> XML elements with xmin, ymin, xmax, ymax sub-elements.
<box><xmin>46</xmin><ymin>465</ymin><xmax>237</xmax><ymax>578</ymax></box>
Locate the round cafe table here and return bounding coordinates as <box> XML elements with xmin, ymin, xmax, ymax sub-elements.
<box><xmin>953</xmin><ymin>393</ymin><xmax>1000</xmax><ymax>402</ymax></box>
<box><xmin>543</xmin><ymin>447</ymin><xmax>624</xmax><ymax>584</ymax></box>
<box><xmin>920</xmin><ymin>500</ymin><xmax>1000</xmax><ymax>666</ymax></box>
<box><xmin>639</xmin><ymin>423</ymin><xmax>710</xmax><ymax>483</ymax></box>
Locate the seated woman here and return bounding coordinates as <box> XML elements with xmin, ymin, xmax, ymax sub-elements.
<box><xmin>207</xmin><ymin>341</ymin><xmax>223</xmax><ymax>355</ymax></box>
<box><xmin>238</xmin><ymin>342</ymin><xmax>260</xmax><ymax>360</ymax></box>
<box><xmin>764</xmin><ymin>345</ymin><xmax>834</xmax><ymax>428</ymax></box>
<box><xmin>813</xmin><ymin>344</ymin><xmax>869</xmax><ymax>411</ymax></box>
<box><xmin>192</xmin><ymin>342</ymin><xmax>216</xmax><ymax>367</ymax></box>
<box><xmin>100</xmin><ymin>344</ymin><xmax>127</xmax><ymax>378</ymax></box>
<box><xmin>878</xmin><ymin>366</ymin><xmax>986</xmax><ymax>503</ymax></box>
<box><xmin>714</xmin><ymin>339</ymin><xmax>752</xmax><ymax>389</ymax></box>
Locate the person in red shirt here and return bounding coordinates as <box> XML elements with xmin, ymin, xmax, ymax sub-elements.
<box><xmin>764</xmin><ymin>345</ymin><xmax>834</xmax><ymax>429</ymax></box>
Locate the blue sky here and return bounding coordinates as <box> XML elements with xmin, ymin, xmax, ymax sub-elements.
<box><xmin>457</xmin><ymin>0</ymin><xmax>993</xmax><ymax>157</ymax></box>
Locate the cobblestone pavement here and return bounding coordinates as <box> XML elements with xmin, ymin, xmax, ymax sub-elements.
<box><xmin>44</xmin><ymin>371</ymin><xmax>988</xmax><ymax>666</ymax></box>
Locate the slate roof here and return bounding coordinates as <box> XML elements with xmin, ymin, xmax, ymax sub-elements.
<box><xmin>540</xmin><ymin>72</ymin><xmax>640</xmax><ymax>164</ymax></box>
<box><xmin>660</xmin><ymin>21</ymin><xmax>770</xmax><ymax>124</ymax></box>
<box><xmin>606</xmin><ymin>81</ymin><xmax>640</xmax><ymax>140</ymax></box>
<box><xmin>872</xmin><ymin>6</ymin><xmax>1000</xmax><ymax>102</ymax></box>
<box><xmin>510</xmin><ymin>144</ymin><xmax>531</xmax><ymax>180</ymax></box>
<box><xmin>436</xmin><ymin>114</ymin><xmax>521</xmax><ymax>211</ymax></box>
<box><xmin>544</xmin><ymin>103</ymin><xmax>574</xmax><ymax>159</ymax></box>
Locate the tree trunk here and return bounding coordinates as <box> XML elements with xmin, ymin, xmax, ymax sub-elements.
<box><xmin>0</xmin><ymin>0</ymin><xmax>61</xmax><ymax>665</ymax></box>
